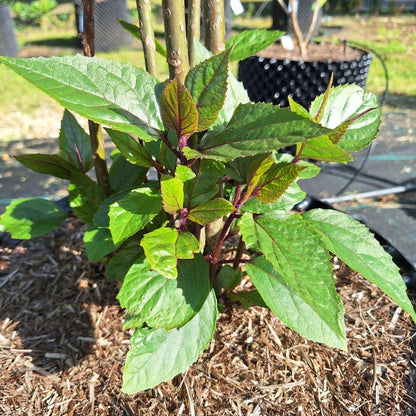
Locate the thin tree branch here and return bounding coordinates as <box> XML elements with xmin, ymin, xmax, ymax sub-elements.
<box><xmin>162</xmin><ymin>0</ymin><xmax>190</xmax><ymax>82</ymax></box>
<box><xmin>188</xmin><ymin>0</ymin><xmax>201</xmax><ymax>67</ymax></box>
<box><xmin>136</xmin><ymin>0</ymin><xmax>158</xmax><ymax>77</ymax></box>
<box><xmin>203</xmin><ymin>0</ymin><xmax>225</xmax><ymax>55</ymax></box>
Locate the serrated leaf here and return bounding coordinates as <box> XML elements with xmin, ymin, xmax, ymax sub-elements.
<box><xmin>243</xmin><ymin>153</ymin><xmax>275</xmax><ymax>202</ymax></box>
<box><xmin>242</xmin><ymin>182</ymin><xmax>306</xmax><ymax>214</ymax></box>
<box><xmin>161</xmin><ymin>174</ymin><xmax>184</xmax><ymax>214</ymax></box>
<box><xmin>191</xmin><ymin>38</ymin><xmax>249</xmax><ymax>127</ymax></box>
<box><xmin>68</xmin><ymin>171</ymin><xmax>107</xmax><ymax>224</ymax></box>
<box><xmin>0</xmin><ymin>198</ymin><xmax>68</xmax><ymax>239</ymax></box>
<box><xmin>15</xmin><ymin>154</ymin><xmax>74</xmax><ymax>179</ymax></box>
<box><xmin>226</xmin><ymin>29</ymin><xmax>284</xmax><ymax>61</ymax></box>
<box><xmin>256</xmin><ymin>163</ymin><xmax>305</xmax><ymax>203</ymax></box>
<box><xmin>198</xmin><ymin>103</ymin><xmax>336</xmax><ymax>161</ymax></box>
<box><xmin>122</xmin><ymin>289</ymin><xmax>217</xmax><ymax>394</ymax></box>
<box><xmin>141</xmin><ymin>228</ymin><xmax>199</xmax><ymax>279</ymax></box>
<box><xmin>298</xmin><ymin>136</ymin><xmax>353</xmax><ymax>163</ymax></box>
<box><xmin>83</xmin><ymin>191</ymin><xmax>130</xmax><ymax>261</ymax></box>
<box><xmin>247</xmin><ymin>256</ymin><xmax>347</xmax><ymax>350</ymax></box>
<box><xmin>117</xmin><ymin>19</ymin><xmax>167</xmax><ymax>57</ymax></box>
<box><xmin>310</xmin><ymin>84</ymin><xmax>381</xmax><ymax>152</ymax></box>
<box><xmin>185</xmin><ymin>49</ymin><xmax>230</xmax><ymax>131</ymax></box>
<box><xmin>59</xmin><ymin>110</ymin><xmax>93</xmax><ymax>172</ymax></box>
<box><xmin>161</xmin><ymin>78</ymin><xmax>199</xmax><ymax>141</ymax></box>
<box><xmin>118</xmin><ymin>254</ymin><xmax>210</xmax><ymax>330</ymax></box>
<box><xmin>188</xmin><ymin>198</ymin><xmax>235</xmax><ymax>225</ymax></box>
<box><xmin>240</xmin><ymin>212</ymin><xmax>345</xmax><ymax>339</ymax></box>
<box><xmin>181</xmin><ymin>160</ymin><xmax>225</xmax><ymax>208</ymax></box>
<box><xmin>105</xmin><ymin>128</ymin><xmax>153</xmax><ymax>168</ymax></box>
<box><xmin>109</xmin><ymin>187</ymin><xmax>162</xmax><ymax>245</ymax></box>
<box><xmin>303</xmin><ymin>209</ymin><xmax>416</xmax><ymax>322</ymax></box>
<box><xmin>0</xmin><ymin>55</ymin><xmax>163</xmax><ymax>139</ymax></box>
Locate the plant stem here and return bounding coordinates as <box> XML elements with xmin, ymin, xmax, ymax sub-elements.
<box><xmin>136</xmin><ymin>0</ymin><xmax>157</xmax><ymax>77</ymax></box>
<box><xmin>188</xmin><ymin>0</ymin><xmax>201</xmax><ymax>67</ymax></box>
<box><xmin>202</xmin><ymin>0</ymin><xmax>225</xmax><ymax>55</ymax></box>
<box><xmin>233</xmin><ymin>235</ymin><xmax>246</xmax><ymax>270</ymax></box>
<box><xmin>82</xmin><ymin>0</ymin><xmax>111</xmax><ymax>195</ymax></box>
<box><xmin>162</xmin><ymin>0</ymin><xmax>189</xmax><ymax>83</ymax></box>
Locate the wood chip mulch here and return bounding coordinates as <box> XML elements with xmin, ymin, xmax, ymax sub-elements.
<box><xmin>0</xmin><ymin>219</ymin><xmax>415</xmax><ymax>415</ymax></box>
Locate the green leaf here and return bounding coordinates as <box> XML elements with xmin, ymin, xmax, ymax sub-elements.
<box><xmin>118</xmin><ymin>254</ymin><xmax>210</xmax><ymax>330</ymax></box>
<box><xmin>161</xmin><ymin>174</ymin><xmax>184</xmax><ymax>214</ymax></box>
<box><xmin>255</xmin><ymin>162</ymin><xmax>304</xmax><ymax>203</ymax></box>
<box><xmin>176</xmin><ymin>231</ymin><xmax>200</xmax><ymax>258</ymax></box>
<box><xmin>122</xmin><ymin>289</ymin><xmax>217</xmax><ymax>394</ymax></box>
<box><xmin>185</xmin><ymin>49</ymin><xmax>230</xmax><ymax>131</ymax></box>
<box><xmin>240</xmin><ymin>212</ymin><xmax>345</xmax><ymax>339</ymax></box>
<box><xmin>0</xmin><ymin>198</ymin><xmax>68</xmax><ymax>239</ymax></box>
<box><xmin>59</xmin><ymin>110</ymin><xmax>93</xmax><ymax>172</ymax></box>
<box><xmin>299</xmin><ymin>137</ymin><xmax>353</xmax><ymax>163</ymax></box>
<box><xmin>15</xmin><ymin>154</ymin><xmax>74</xmax><ymax>179</ymax></box>
<box><xmin>105</xmin><ymin>238</ymin><xmax>143</xmax><ymax>282</ymax></box>
<box><xmin>213</xmin><ymin>265</ymin><xmax>242</xmax><ymax>293</ymax></box>
<box><xmin>242</xmin><ymin>182</ymin><xmax>306</xmax><ymax>213</ymax></box>
<box><xmin>83</xmin><ymin>226</ymin><xmax>115</xmax><ymax>261</ymax></box>
<box><xmin>109</xmin><ymin>187</ymin><xmax>162</xmax><ymax>245</ymax></box>
<box><xmin>310</xmin><ymin>85</ymin><xmax>381</xmax><ymax>152</ymax></box>
<box><xmin>247</xmin><ymin>257</ymin><xmax>347</xmax><ymax>350</ymax></box>
<box><xmin>188</xmin><ymin>198</ymin><xmax>235</xmax><ymax>225</ymax></box>
<box><xmin>117</xmin><ymin>19</ymin><xmax>167</xmax><ymax>57</ymax></box>
<box><xmin>83</xmin><ymin>191</ymin><xmax>130</xmax><ymax>261</ymax></box>
<box><xmin>243</xmin><ymin>153</ymin><xmax>275</xmax><ymax>202</ymax></box>
<box><xmin>109</xmin><ymin>152</ymin><xmax>148</xmax><ymax>193</ymax></box>
<box><xmin>190</xmin><ymin>38</ymin><xmax>249</xmax><ymax>127</ymax></box>
<box><xmin>105</xmin><ymin>128</ymin><xmax>153</xmax><ymax>168</ymax></box>
<box><xmin>181</xmin><ymin>160</ymin><xmax>225</xmax><ymax>208</ymax></box>
<box><xmin>197</xmin><ymin>103</ymin><xmax>336</xmax><ymax>161</ymax></box>
<box><xmin>303</xmin><ymin>209</ymin><xmax>416</xmax><ymax>322</ymax></box>
<box><xmin>226</xmin><ymin>29</ymin><xmax>284</xmax><ymax>61</ymax></box>
<box><xmin>160</xmin><ymin>78</ymin><xmax>199</xmax><ymax>141</ymax></box>
<box><xmin>0</xmin><ymin>55</ymin><xmax>163</xmax><ymax>139</ymax></box>
<box><xmin>141</xmin><ymin>227</ymin><xmax>199</xmax><ymax>279</ymax></box>
<box><xmin>228</xmin><ymin>289</ymin><xmax>268</xmax><ymax>309</ymax></box>
<box><xmin>68</xmin><ymin>171</ymin><xmax>107</xmax><ymax>224</ymax></box>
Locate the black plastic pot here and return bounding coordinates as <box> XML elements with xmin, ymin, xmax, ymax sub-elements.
<box><xmin>0</xmin><ymin>4</ymin><xmax>19</xmax><ymax>57</ymax></box>
<box><xmin>238</xmin><ymin>45</ymin><xmax>372</xmax><ymax>109</ymax></box>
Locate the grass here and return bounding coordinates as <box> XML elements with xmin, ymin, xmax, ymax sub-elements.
<box><xmin>0</xmin><ymin>4</ymin><xmax>415</xmax><ymax>118</ymax></box>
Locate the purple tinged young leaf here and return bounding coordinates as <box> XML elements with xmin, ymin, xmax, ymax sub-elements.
<box><xmin>160</xmin><ymin>78</ymin><xmax>199</xmax><ymax>141</ymax></box>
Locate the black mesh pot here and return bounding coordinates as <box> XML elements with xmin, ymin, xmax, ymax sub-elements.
<box><xmin>238</xmin><ymin>45</ymin><xmax>373</xmax><ymax>109</ymax></box>
<box><xmin>0</xmin><ymin>4</ymin><xmax>19</xmax><ymax>57</ymax></box>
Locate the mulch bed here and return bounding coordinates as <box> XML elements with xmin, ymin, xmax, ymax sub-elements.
<box><xmin>1</xmin><ymin>219</ymin><xmax>415</xmax><ymax>415</ymax></box>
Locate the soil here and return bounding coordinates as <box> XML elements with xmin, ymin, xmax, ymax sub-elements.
<box><xmin>1</xmin><ymin>220</ymin><xmax>416</xmax><ymax>415</ymax></box>
<box><xmin>257</xmin><ymin>43</ymin><xmax>364</xmax><ymax>62</ymax></box>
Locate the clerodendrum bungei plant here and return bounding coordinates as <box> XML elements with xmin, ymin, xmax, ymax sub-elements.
<box><xmin>1</xmin><ymin>0</ymin><xmax>415</xmax><ymax>394</ymax></box>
